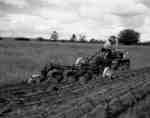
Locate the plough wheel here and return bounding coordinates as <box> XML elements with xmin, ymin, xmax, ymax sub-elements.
<box><xmin>63</xmin><ymin>70</ymin><xmax>76</xmax><ymax>83</ymax></box>
<box><xmin>79</xmin><ymin>76</ymin><xmax>87</xmax><ymax>85</ymax></box>
<box><xmin>102</xmin><ymin>67</ymin><xmax>113</xmax><ymax>79</ymax></box>
<box><xmin>48</xmin><ymin>69</ymin><xmax>63</xmax><ymax>83</ymax></box>
<box><xmin>79</xmin><ymin>72</ymin><xmax>92</xmax><ymax>85</ymax></box>
<box><xmin>119</xmin><ymin>60</ymin><xmax>130</xmax><ymax>71</ymax></box>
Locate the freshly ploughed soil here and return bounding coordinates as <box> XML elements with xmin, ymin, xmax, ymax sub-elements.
<box><xmin>0</xmin><ymin>67</ymin><xmax>150</xmax><ymax>118</ymax></box>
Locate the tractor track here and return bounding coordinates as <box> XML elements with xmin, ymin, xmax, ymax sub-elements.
<box><xmin>0</xmin><ymin>67</ymin><xmax>150</xmax><ymax>118</ymax></box>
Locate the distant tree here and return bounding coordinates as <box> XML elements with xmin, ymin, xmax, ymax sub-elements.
<box><xmin>89</xmin><ymin>38</ymin><xmax>98</xmax><ymax>43</ymax></box>
<box><xmin>36</xmin><ymin>37</ymin><xmax>45</xmax><ymax>41</ymax></box>
<box><xmin>0</xmin><ymin>37</ymin><xmax>3</xmax><ymax>40</ymax></box>
<box><xmin>50</xmin><ymin>31</ymin><xmax>58</xmax><ymax>41</ymax></box>
<box><xmin>79</xmin><ymin>34</ymin><xmax>86</xmax><ymax>42</ymax></box>
<box><xmin>70</xmin><ymin>34</ymin><xmax>77</xmax><ymax>42</ymax></box>
<box><xmin>118</xmin><ymin>29</ymin><xmax>140</xmax><ymax>45</ymax></box>
<box><xmin>14</xmin><ymin>37</ymin><xmax>30</xmax><ymax>41</ymax></box>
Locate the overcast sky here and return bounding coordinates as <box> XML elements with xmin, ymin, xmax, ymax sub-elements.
<box><xmin>0</xmin><ymin>0</ymin><xmax>150</xmax><ymax>41</ymax></box>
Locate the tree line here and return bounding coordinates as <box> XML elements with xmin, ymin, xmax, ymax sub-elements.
<box><xmin>0</xmin><ymin>29</ymin><xmax>147</xmax><ymax>45</ymax></box>
<box><xmin>47</xmin><ymin>29</ymin><xmax>141</xmax><ymax>45</ymax></box>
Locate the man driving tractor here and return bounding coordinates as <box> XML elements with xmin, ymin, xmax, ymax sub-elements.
<box><xmin>102</xmin><ymin>35</ymin><xmax>119</xmax><ymax>78</ymax></box>
<box><xmin>101</xmin><ymin>35</ymin><xmax>119</xmax><ymax>59</ymax></box>
<box><xmin>102</xmin><ymin>35</ymin><xmax>118</xmax><ymax>52</ymax></box>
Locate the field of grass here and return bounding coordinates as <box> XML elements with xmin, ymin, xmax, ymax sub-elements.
<box><xmin>0</xmin><ymin>39</ymin><xmax>150</xmax><ymax>85</ymax></box>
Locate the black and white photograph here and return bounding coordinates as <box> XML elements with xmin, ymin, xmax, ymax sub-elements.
<box><xmin>0</xmin><ymin>0</ymin><xmax>150</xmax><ymax>118</ymax></box>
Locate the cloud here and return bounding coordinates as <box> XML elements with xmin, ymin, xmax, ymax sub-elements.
<box><xmin>0</xmin><ymin>0</ymin><xmax>150</xmax><ymax>41</ymax></box>
<box><xmin>111</xmin><ymin>1</ymin><xmax>148</xmax><ymax>16</ymax></box>
<box><xmin>0</xmin><ymin>0</ymin><xmax>28</xmax><ymax>8</ymax></box>
<box><xmin>0</xmin><ymin>14</ymin><xmax>52</xmax><ymax>37</ymax></box>
<box><xmin>110</xmin><ymin>0</ymin><xmax>148</xmax><ymax>28</ymax></box>
<box><xmin>135</xmin><ymin>15</ymin><xmax>150</xmax><ymax>42</ymax></box>
<box><xmin>137</xmin><ymin>0</ymin><xmax>150</xmax><ymax>8</ymax></box>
